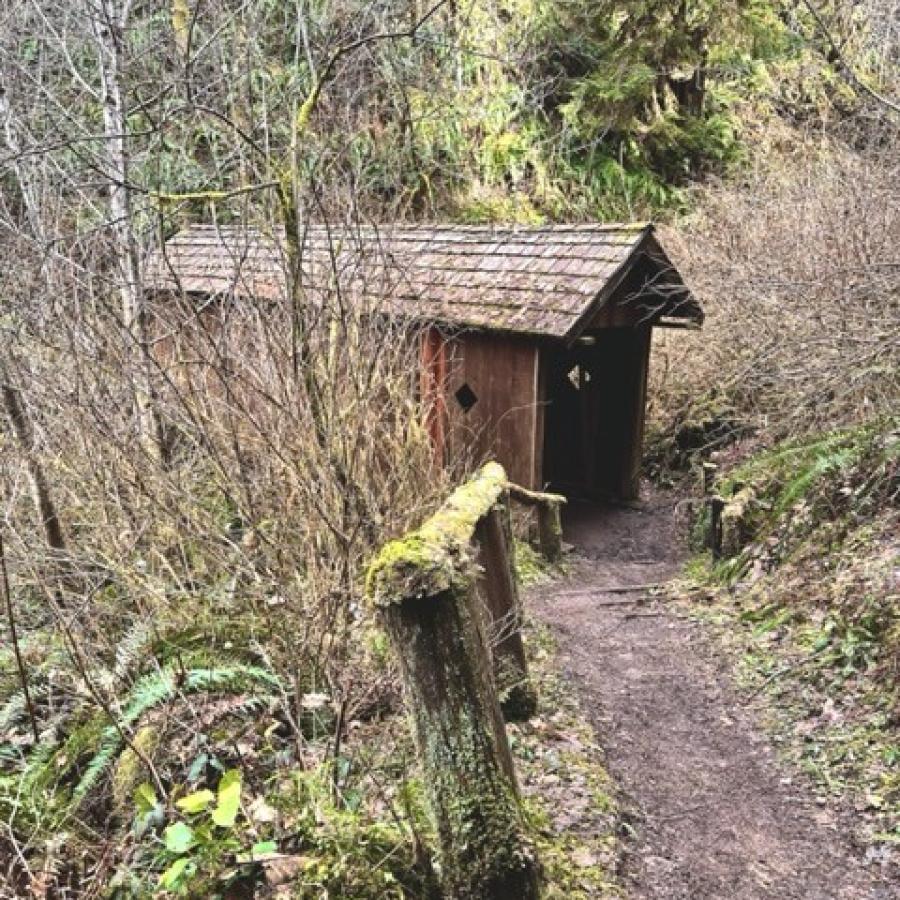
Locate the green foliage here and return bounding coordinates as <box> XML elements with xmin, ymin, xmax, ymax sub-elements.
<box><xmin>267</xmin><ymin>766</ymin><xmax>438</xmax><ymax>899</ymax></box>
<box><xmin>514</xmin><ymin>539</ymin><xmax>556</xmax><ymax>587</ymax></box>
<box><xmin>74</xmin><ymin>664</ymin><xmax>279</xmax><ymax>803</ymax></box>
<box><xmin>684</xmin><ymin>417</ymin><xmax>899</xmax><ymax>842</ymax></box>
<box><xmin>149</xmin><ymin>769</ymin><xmax>248</xmax><ymax>896</ymax></box>
<box><xmin>0</xmin><ymin>660</ymin><xmax>281</xmax><ymax>841</ymax></box>
<box><xmin>711</xmin><ymin>418</ymin><xmax>897</xmax><ymax>574</ymax></box>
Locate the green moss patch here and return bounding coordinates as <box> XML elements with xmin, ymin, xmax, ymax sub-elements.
<box><xmin>366</xmin><ymin>462</ymin><xmax>507</xmax><ymax>605</ymax></box>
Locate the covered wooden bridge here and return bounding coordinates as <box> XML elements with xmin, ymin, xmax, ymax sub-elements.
<box><xmin>146</xmin><ymin>222</ymin><xmax>701</xmax><ymax>500</ymax></box>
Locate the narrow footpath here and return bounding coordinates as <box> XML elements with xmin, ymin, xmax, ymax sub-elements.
<box><xmin>530</xmin><ymin>493</ymin><xmax>896</xmax><ymax>900</ymax></box>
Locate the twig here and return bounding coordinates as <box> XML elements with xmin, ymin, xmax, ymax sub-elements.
<box><xmin>748</xmin><ymin>647</ymin><xmax>833</xmax><ymax>699</ymax></box>
<box><xmin>330</xmin><ymin>695</ymin><xmax>348</xmax><ymax>801</ymax></box>
<box><xmin>604</xmin><ymin>583</ymin><xmax>663</xmax><ymax>594</ymax></box>
<box><xmin>793</xmin><ymin>0</ymin><xmax>900</xmax><ymax>115</ymax></box>
<box><xmin>0</xmin><ymin>530</ymin><xmax>40</xmax><ymax>743</ymax></box>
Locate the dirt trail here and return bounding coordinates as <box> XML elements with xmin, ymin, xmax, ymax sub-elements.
<box><xmin>529</xmin><ymin>492</ymin><xmax>896</xmax><ymax>900</ymax></box>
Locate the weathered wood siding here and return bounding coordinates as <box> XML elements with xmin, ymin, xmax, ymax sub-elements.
<box><xmin>446</xmin><ymin>333</ymin><xmax>541</xmax><ymax>490</ymax></box>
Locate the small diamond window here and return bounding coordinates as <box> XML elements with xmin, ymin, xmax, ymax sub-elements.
<box><xmin>455</xmin><ymin>383</ymin><xmax>478</xmax><ymax>413</ymax></box>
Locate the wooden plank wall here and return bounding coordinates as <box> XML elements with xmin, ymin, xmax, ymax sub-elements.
<box><xmin>446</xmin><ymin>333</ymin><xmax>540</xmax><ymax>490</ymax></box>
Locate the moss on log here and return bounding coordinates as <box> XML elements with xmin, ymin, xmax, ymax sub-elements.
<box><xmin>366</xmin><ymin>462</ymin><xmax>507</xmax><ymax>605</ymax></box>
<box><xmin>381</xmin><ymin>583</ymin><xmax>541</xmax><ymax>899</ymax></box>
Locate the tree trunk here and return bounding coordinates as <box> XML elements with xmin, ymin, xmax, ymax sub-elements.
<box><xmin>0</xmin><ymin>378</ymin><xmax>66</xmax><ymax>553</ymax></box>
<box><xmin>92</xmin><ymin>0</ymin><xmax>166</xmax><ymax>463</ymax></box>
<box><xmin>381</xmin><ymin>581</ymin><xmax>541</xmax><ymax>900</ymax></box>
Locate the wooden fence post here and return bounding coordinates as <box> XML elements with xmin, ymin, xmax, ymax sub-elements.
<box><xmin>506</xmin><ymin>483</ymin><xmax>566</xmax><ymax>563</ymax></box>
<box><xmin>536</xmin><ymin>502</ymin><xmax>563</xmax><ymax>563</ymax></box>
<box><xmin>366</xmin><ymin>464</ymin><xmax>541</xmax><ymax>900</ymax></box>
<box><xmin>708</xmin><ymin>495</ymin><xmax>725</xmax><ymax>560</ymax></box>
<box><xmin>475</xmin><ymin>493</ymin><xmax>538</xmax><ymax>720</ymax></box>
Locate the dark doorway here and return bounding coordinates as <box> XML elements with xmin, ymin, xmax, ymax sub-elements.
<box><xmin>541</xmin><ymin>328</ymin><xmax>651</xmax><ymax>500</ymax></box>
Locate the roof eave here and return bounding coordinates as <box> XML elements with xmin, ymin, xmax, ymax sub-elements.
<box><xmin>562</xmin><ymin>225</ymin><xmax>702</xmax><ymax>344</ymax></box>
<box><xmin>562</xmin><ymin>224</ymin><xmax>655</xmax><ymax>346</ymax></box>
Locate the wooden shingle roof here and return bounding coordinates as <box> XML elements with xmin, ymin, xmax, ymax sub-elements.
<box><xmin>145</xmin><ymin>223</ymin><xmax>700</xmax><ymax>340</ymax></box>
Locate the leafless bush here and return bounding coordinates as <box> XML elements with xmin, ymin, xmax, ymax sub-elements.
<box><xmin>650</xmin><ymin>144</ymin><xmax>899</xmax><ymax>447</ymax></box>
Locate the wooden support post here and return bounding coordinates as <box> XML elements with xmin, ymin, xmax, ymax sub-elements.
<box><xmin>701</xmin><ymin>461</ymin><xmax>718</xmax><ymax>496</ymax></box>
<box><xmin>366</xmin><ymin>464</ymin><xmax>542</xmax><ymax>900</ymax></box>
<box><xmin>506</xmin><ymin>483</ymin><xmax>566</xmax><ymax>564</ymax></box>
<box><xmin>708</xmin><ymin>495</ymin><xmax>725</xmax><ymax>560</ymax></box>
<box><xmin>536</xmin><ymin>502</ymin><xmax>563</xmax><ymax>564</ymax></box>
<box><xmin>475</xmin><ymin>494</ymin><xmax>537</xmax><ymax>721</ymax></box>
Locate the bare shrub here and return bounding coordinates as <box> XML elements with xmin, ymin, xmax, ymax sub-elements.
<box><xmin>0</xmin><ymin>206</ymin><xmax>450</xmax><ymax>892</ymax></box>
<box><xmin>650</xmin><ymin>144</ymin><xmax>899</xmax><ymax>448</ymax></box>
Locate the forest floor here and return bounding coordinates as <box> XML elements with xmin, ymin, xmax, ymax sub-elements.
<box><xmin>529</xmin><ymin>491</ymin><xmax>897</xmax><ymax>900</ymax></box>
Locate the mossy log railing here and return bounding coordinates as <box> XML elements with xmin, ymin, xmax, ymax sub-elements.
<box><xmin>366</xmin><ymin>462</ymin><xmax>553</xmax><ymax>900</ymax></box>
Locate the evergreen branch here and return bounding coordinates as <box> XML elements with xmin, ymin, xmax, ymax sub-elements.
<box><xmin>792</xmin><ymin>0</ymin><xmax>900</xmax><ymax>115</ymax></box>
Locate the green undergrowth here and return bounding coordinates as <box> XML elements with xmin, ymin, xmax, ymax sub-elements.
<box><xmin>515</xmin><ymin>538</ymin><xmax>565</xmax><ymax>588</ymax></box>
<box><xmin>1</xmin><ymin>543</ymin><xmax>615</xmax><ymax>897</ymax></box>
<box><xmin>681</xmin><ymin>418</ymin><xmax>899</xmax><ymax>850</ymax></box>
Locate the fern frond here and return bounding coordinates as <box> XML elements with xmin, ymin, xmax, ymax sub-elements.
<box><xmin>72</xmin><ymin>663</ymin><xmax>281</xmax><ymax>801</ymax></box>
<box><xmin>113</xmin><ymin>620</ymin><xmax>158</xmax><ymax>682</ymax></box>
<box><xmin>0</xmin><ymin>691</ymin><xmax>27</xmax><ymax>732</ymax></box>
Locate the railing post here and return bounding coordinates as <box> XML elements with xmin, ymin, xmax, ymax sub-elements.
<box><xmin>475</xmin><ymin>492</ymin><xmax>538</xmax><ymax>721</ymax></box>
<box><xmin>506</xmin><ymin>483</ymin><xmax>566</xmax><ymax>564</ymax></box>
<box><xmin>536</xmin><ymin>502</ymin><xmax>563</xmax><ymax>563</ymax></box>
<box><xmin>708</xmin><ymin>495</ymin><xmax>725</xmax><ymax>560</ymax></box>
<box><xmin>366</xmin><ymin>464</ymin><xmax>542</xmax><ymax>900</ymax></box>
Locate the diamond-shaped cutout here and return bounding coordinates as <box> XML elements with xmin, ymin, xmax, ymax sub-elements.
<box><xmin>567</xmin><ymin>365</ymin><xmax>581</xmax><ymax>389</ymax></box>
<box><xmin>455</xmin><ymin>383</ymin><xmax>478</xmax><ymax>413</ymax></box>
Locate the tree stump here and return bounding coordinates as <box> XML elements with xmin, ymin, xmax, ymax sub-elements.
<box><xmin>367</xmin><ymin>463</ymin><xmax>542</xmax><ymax>899</ymax></box>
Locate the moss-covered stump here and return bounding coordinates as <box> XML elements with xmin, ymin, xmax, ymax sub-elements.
<box><xmin>381</xmin><ymin>585</ymin><xmax>541</xmax><ymax>899</ymax></box>
<box><xmin>475</xmin><ymin>499</ymin><xmax>538</xmax><ymax>721</ymax></box>
<box><xmin>366</xmin><ymin>463</ymin><xmax>542</xmax><ymax>899</ymax></box>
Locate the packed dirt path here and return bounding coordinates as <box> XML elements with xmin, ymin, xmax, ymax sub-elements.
<box><xmin>530</xmin><ymin>491</ymin><xmax>896</xmax><ymax>900</ymax></box>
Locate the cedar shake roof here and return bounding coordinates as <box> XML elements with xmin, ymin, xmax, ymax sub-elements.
<box><xmin>145</xmin><ymin>223</ymin><xmax>701</xmax><ymax>341</ymax></box>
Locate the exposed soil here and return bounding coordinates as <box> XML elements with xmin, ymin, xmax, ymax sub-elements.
<box><xmin>529</xmin><ymin>491</ymin><xmax>897</xmax><ymax>900</ymax></box>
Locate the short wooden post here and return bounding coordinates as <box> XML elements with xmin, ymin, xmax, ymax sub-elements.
<box><xmin>701</xmin><ymin>461</ymin><xmax>718</xmax><ymax>496</ymax></box>
<box><xmin>366</xmin><ymin>464</ymin><xmax>542</xmax><ymax>900</ymax></box>
<box><xmin>708</xmin><ymin>495</ymin><xmax>725</xmax><ymax>560</ymax></box>
<box><xmin>536</xmin><ymin>502</ymin><xmax>563</xmax><ymax>563</ymax></box>
<box><xmin>506</xmin><ymin>483</ymin><xmax>566</xmax><ymax>564</ymax></box>
<box><xmin>475</xmin><ymin>495</ymin><xmax>537</xmax><ymax>721</ymax></box>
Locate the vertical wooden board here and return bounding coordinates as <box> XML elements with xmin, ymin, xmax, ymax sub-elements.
<box><xmin>420</xmin><ymin>327</ymin><xmax>448</xmax><ymax>462</ymax></box>
<box><xmin>532</xmin><ymin>347</ymin><xmax>544</xmax><ymax>491</ymax></box>
<box><xmin>447</xmin><ymin>334</ymin><xmax>540</xmax><ymax>489</ymax></box>
<box><xmin>623</xmin><ymin>326</ymin><xmax>652</xmax><ymax>498</ymax></box>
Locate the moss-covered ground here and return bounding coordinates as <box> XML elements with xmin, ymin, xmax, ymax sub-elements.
<box><xmin>675</xmin><ymin>419</ymin><xmax>899</xmax><ymax>854</ymax></box>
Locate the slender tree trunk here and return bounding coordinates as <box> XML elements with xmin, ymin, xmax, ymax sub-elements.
<box><xmin>92</xmin><ymin>0</ymin><xmax>165</xmax><ymax>463</ymax></box>
<box><xmin>0</xmin><ymin>376</ymin><xmax>66</xmax><ymax>553</ymax></box>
